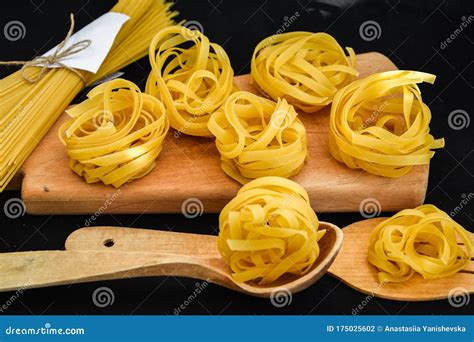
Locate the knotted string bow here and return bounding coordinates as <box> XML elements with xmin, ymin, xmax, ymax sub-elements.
<box><xmin>0</xmin><ymin>13</ymin><xmax>91</xmax><ymax>83</ymax></box>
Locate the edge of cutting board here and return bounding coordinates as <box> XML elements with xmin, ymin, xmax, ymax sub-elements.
<box><xmin>20</xmin><ymin>52</ymin><xmax>429</xmax><ymax>215</ymax></box>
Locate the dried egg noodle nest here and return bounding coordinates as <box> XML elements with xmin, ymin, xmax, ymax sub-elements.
<box><xmin>329</xmin><ymin>70</ymin><xmax>445</xmax><ymax>178</ymax></box>
<box><xmin>208</xmin><ymin>91</ymin><xmax>308</xmax><ymax>184</ymax></box>
<box><xmin>59</xmin><ymin>79</ymin><xmax>169</xmax><ymax>188</ymax></box>
<box><xmin>251</xmin><ymin>32</ymin><xmax>358</xmax><ymax>113</ymax></box>
<box><xmin>218</xmin><ymin>176</ymin><xmax>325</xmax><ymax>284</ymax></box>
<box><xmin>368</xmin><ymin>205</ymin><xmax>473</xmax><ymax>284</ymax></box>
<box><xmin>146</xmin><ymin>26</ymin><xmax>234</xmax><ymax>137</ymax></box>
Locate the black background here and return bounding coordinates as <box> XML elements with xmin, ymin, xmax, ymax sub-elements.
<box><xmin>0</xmin><ymin>0</ymin><xmax>473</xmax><ymax>315</ymax></box>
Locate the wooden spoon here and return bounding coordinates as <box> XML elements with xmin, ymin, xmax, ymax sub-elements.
<box><xmin>327</xmin><ymin>218</ymin><xmax>474</xmax><ymax>301</ymax></box>
<box><xmin>0</xmin><ymin>222</ymin><xmax>343</xmax><ymax>298</ymax></box>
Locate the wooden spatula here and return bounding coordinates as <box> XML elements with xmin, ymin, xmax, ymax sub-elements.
<box><xmin>328</xmin><ymin>218</ymin><xmax>474</xmax><ymax>301</ymax></box>
<box><xmin>0</xmin><ymin>222</ymin><xmax>343</xmax><ymax>298</ymax></box>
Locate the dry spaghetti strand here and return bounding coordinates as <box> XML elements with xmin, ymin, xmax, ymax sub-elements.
<box><xmin>208</xmin><ymin>91</ymin><xmax>308</xmax><ymax>184</ymax></box>
<box><xmin>368</xmin><ymin>204</ymin><xmax>473</xmax><ymax>283</ymax></box>
<box><xmin>59</xmin><ymin>79</ymin><xmax>169</xmax><ymax>188</ymax></box>
<box><xmin>251</xmin><ymin>31</ymin><xmax>358</xmax><ymax>113</ymax></box>
<box><xmin>329</xmin><ymin>70</ymin><xmax>445</xmax><ymax>178</ymax></box>
<box><xmin>218</xmin><ymin>176</ymin><xmax>325</xmax><ymax>284</ymax></box>
<box><xmin>146</xmin><ymin>25</ymin><xmax>234</xmax><ymax>137</ymax></box>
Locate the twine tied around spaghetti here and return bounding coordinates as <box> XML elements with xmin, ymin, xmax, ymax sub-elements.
<box><xmin>0</xmin><ymin>13</ymin><xmax>91</xmax><ymax>83</ymax></box>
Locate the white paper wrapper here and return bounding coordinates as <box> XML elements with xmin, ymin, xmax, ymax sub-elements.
<box><xmin>40</xmin><ymin>12</ymin><xmax>129</xmax><ymax>74</ymax></box>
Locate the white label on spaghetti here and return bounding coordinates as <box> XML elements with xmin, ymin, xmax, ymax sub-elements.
<box><xmin>40</xmin><ymin>12</ymin><xmax>129</xmax><ymax>74</ymax></box>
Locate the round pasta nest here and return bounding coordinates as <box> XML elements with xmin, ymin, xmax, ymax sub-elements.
<box><xmin>251</xmin><ymin>31</ymin><xmax>358</xmax><ymax>113</ymax></box>
<box><xmin>207</xmin><ymin>91</ymin><xmax>308</xmax><ymax>184</ymax></box>
<box><xmin>368</xmin><ymin>204</ymin><xmax>473</xmax><ymax>283</ymax></box>
<box><xmin>218</xmin><ymin>176</ymin><xmax>325</xmax><ymax>284</ymax></box>
<box><xmin>329</xmin><ymin>70</ymin><xmax>445</xmax><ymax>178</ymax></box>
<box><xmin>146</xmin><ymin>25</ymin><xmax>234</xmax><ymax>137</ymax></box>
<box><xmin>59</xmin><ymin>79</ymin><xmax>169</xmax><ymax>188</ymax></box>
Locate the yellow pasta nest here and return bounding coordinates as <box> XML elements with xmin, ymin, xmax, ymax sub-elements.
<box><xmin>59</xmin><ymin>79</ymin><xmax>169</xmax><ymax>188</ymax></box>
<box><xmin>207</xmin><ymin>91</ymin><xmax>308</xmax><ymax>184</ymax></box>
<box><xmin>368</xmin><ymin>204</ymin><xmax>473</xmax><ymax>284</ymax></box>
<box><xmin>146</xmin><ymin>25</ymin><xmax>234</xmax><ymax>137</ymax></box>
<box><xmin>218</xmin><ymin>176</ymin><xmax>325</xmax><ymax>284</ymax></box>
<box><xmin>251</xmin><ymin>32</ymin><xmax>358</xmax><ymax>113</ymax></box>
<box><xmin>329</xmin><ymin>71</ymin><xmax>445</xmax><ymax>178</ymax></box>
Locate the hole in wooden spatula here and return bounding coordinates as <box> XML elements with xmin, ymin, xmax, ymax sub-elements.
<box><xmin>103</xmin><ymin>239</ymin><xmax>115</xmax><ymax>248</ymax></box>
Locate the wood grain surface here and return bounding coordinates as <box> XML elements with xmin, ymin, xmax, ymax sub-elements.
<box><xmin>21</xmin><ymin>52</ymin><xmax>429</xmax><ymax>214</ymax></box>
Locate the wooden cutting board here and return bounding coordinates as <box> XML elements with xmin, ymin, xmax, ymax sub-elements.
<box><xmin>21</xmin><ymin>52</ymin><xmax>429</xmax><ymax>215</ymax></box>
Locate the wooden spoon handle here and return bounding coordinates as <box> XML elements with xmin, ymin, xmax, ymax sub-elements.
<box><xmin>65</xmin><ymin>226</ymin><xmax>221</xmax><ymax>258</ymax></box>
<box><xmin>0</xmin><ymin>227</ymin><xmax>235</xmax><ymax>293</ymax></box>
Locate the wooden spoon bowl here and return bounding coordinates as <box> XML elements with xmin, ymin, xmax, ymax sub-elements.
<box><xmin>328</xmin><ymin>218</ymin><xmax>474</xmax><ymax>301</ymax></box>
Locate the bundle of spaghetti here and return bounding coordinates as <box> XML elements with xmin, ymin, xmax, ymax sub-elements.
<box><xmin>208</xmin><ymin>91</ymin><xmax>307</xmax><ymax>184</ymax></box>
<box><xmin>218</xmin><ymin>176</ymin><xmax>325</xmax><ymax>284</ymax></box>
<box><xmin>58</xmin><ymin>79</ymin><xmax>169</xmax><ymax>188</ymax></box>
<box><xmin>146</xmin><ymin>25</ymin><xmax>234</xmax><ymax>137</ymax></box>
<box><xmin>0</xmin><ymin>0</ymin><xmax>178</xmax><ymax>192</ymax></box>
<box><xmin>328</xmin><ymin>70</ymin><xmax>445</xmax><ymax>178</ymax></box>
<box><xmin>251</xmin><ymin>32</ymin><xmax>358</xmax><ymax>113</ymax></box>
<box><xmin>368</xmin><ymin>204</ymin><xmax>473</xmax><ymax>284</ymax></box>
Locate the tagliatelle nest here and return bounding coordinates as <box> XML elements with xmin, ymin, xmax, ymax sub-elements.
<box><xmin>368</xmin><ymin>204</ymin><xmax>473</xmax><ymax>283</ymax></box>
<box><xmin>251</xmin><ymin>31</ymin><xmax>358</xmax><ymax>113</ymax></box>
<box><xmin>218</xmin><ymin>176</ymin><xmax>325</xmax><ymax>284</ymax></box>
<box><xmin>328</xmin><ymin>70</ymin><xmax>444</xmax><ymax>178</ymax></box>
<box><xmin>146</xmin><ymin>25</ymin><xmax>234</xmax><ymax>137</ymax></box>
<box><xmin>207</xmin><ymin>91</ymin><xmax>308</xmax><ymax>184</ymax></box>
<box><xmin>59</xmin><ymin>79</ymin><xmax>169</xmax><ymax>188</ymax></box>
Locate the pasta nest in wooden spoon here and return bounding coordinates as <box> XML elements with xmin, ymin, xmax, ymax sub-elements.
<box><xmin>218</xmin><ymin>176</ymin><xmax>325</xmax><ymax>284</ymax></box>
<box><xmin>368</xmin><ymin>204</ymin><xmax>473</xmax><ymax>283</ymax></box>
